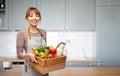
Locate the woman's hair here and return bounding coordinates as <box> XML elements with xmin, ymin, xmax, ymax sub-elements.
<box><xmin>25</xmin><ymin>7</ymin><xmax>41</xmax><ymax>19</ymax></box>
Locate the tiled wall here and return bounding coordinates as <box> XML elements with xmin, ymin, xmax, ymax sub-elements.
<box><xmin>47</xmin><ymin>31</ymin><xmax>96</xmax><ymax>60</ymax></box>
<box><xmin>0</xmin><ymin>31</ymin><xmax>96</xmax><ymax>60</ymax></box>
<box><xmin>0</xmin><ymin>31</ymin><xmax>18</xmax><ymax>58</ymax></box>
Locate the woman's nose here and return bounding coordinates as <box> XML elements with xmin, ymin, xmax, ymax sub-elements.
<box><xmin>33</xmin><ymin>16</ymin><xmax>37</xmax><ymax>19</ymax></box>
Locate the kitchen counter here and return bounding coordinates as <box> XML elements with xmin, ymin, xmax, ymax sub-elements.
<box><xmin>0</xmin><ymin>57</ymin><xmax>24</xmax><ymax>62</ymax></box>
<box><xmin>0</xmin><ymin>65</ymin><xmax>22</xmax><ymax>76</ymax></box>
<box><xmin>0</xmin><ymin>57</ymin><xmax>96</xmax><ymax>63</ymax></box>
<box><xmin>0</xmin><ymin>59</ymin><xmax>24</xmax><ymax>62</ymax></box>
<box><xmin>0</xmin><ymin>66</ymin><xmax>120</xmax><ymax>76</ymax></box>
<box><xmin>0</xmin><ymin>58</ymin><xmax>24</xmax><ymax>72</ymax></box>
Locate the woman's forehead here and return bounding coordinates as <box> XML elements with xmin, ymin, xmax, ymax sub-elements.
<box><xmin>29</xmin><ymin>10</ymin><xmax>37</xmax><ymax>15</ymax></box>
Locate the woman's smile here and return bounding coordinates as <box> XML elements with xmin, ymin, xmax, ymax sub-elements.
<box><xmin>27</xmin><ymin>11</ymin><xmax>40</xmax><ymax>26</ymax></box>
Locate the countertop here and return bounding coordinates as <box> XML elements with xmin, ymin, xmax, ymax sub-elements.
<box><xmin>0</xmin><ymin>65</ymin><xmax>22</xmax><ymax>76</ymax></box>
<box><xmin>0</xmin><ymin>56</ymin><xmax>96</xmax><ymax>63</ymax></box>
<box><xmin>0</xmin><ymin>57</ymin><xmax>24</xmax><ymax>62</ymax></box>
<box><xmin>0</xmin><ymin>66</ymin><xmax>120</xmax><ymax>76</ymax></box>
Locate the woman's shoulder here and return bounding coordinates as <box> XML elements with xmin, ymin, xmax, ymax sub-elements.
<box><xmin>17</xmin><ymin>29</ymin><xmax>28</xmax><ymax>36</ymax></box>
<box><xmin>38</xmin><ymin>28</ymin><xmax>46</xmax><ymax>40</ymax></box>
<box><xmin>38</xmin><ymin>28</ymin><xmax>46</xmax><ymax>32</ymax></box>
<box><xmin>38</xmin><ymin>28</ymin><xmax>46</xmax><ymax>34</ymax></box>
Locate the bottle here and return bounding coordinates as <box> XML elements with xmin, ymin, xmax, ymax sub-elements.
<box><xmin>56</xmin><ymin>42</ymin><xmax>65</xmax><ymax>56</ymax></box>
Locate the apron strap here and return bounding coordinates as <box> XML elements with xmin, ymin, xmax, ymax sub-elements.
<box><xmin>28</xmin><ymin>27</ymin><xmax>31</xmax><ymax>39</ymax></box>
<box><xmin>28</xmin><ymin>27</ymin><xmax>44</xmax><ymax>40</ymax></box>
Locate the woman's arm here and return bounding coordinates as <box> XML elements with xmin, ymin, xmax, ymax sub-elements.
<box><xmin>16</xmin><ymin>30</ymin><xmax>38</xmax><ymax>63</ymax></box>
<box><xmin>16</xmin><ymin>31</ymin><xmax>26</xmax><ymax>59</ymax></box>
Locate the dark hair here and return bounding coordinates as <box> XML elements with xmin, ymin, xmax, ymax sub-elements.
<box><xmin>25</xmin><ymin>7</ymin><xmax>41</xmax><ymax>19</ymax></box>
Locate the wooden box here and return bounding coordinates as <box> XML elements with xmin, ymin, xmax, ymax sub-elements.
<box><xmin>29</xmin><ymin>55</ymin><xmax>66</xmax><ymax>74</ymax></box>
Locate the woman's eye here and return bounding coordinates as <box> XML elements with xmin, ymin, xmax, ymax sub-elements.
<box><xmin>29</xmin><ymin>15</ymin><xmax>33</xmax><ymax>17</ymax></box>
<box><xmin>36</xmin><ymin>15</ymin><xmax>39</xmax><ymax>17</ymax></box>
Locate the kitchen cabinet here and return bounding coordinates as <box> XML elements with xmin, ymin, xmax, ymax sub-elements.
<box><xmin>0</xmin><ymin>62</ymin><xmax>3</xmax><ymax>72</ymax></box>
<box><xmin>7</xmin><ymin>0</ymin><xmax>95</xmax><ymax>31</ymax></box>
<box><xmin>8</xmin><ymin>0</ymin><xmax>37</xmax><ymax>30</ymax></box>
<box><xmin>0</xmin><ymin>58</ymin><xmax>24</xmax><ymax>72</ymax></box>
<box><xmin>0</xmin><ymin>66</ymin><xmax>22</xmax><ymax>76</ymax></box>
<box><xmin>37</xmin><ymin>0</ymin><xmax>95</xmax><ymax>31</ymax></box>
<box><xmin>37</xmin><ymin>0</ymin><xmax>66</xmax><ymax>30</ymax></box>
<box><xmin>0</xmin><ymin>0</ymin><xmax>8</xmax><ymax>30</ymax></box>
<box><xmin>66</xmin><ymin>0</ymin><xmax>95</xmax><ymax>31</ymax></box>
<box><xmin>96</xmin><ymin>0</ymin><xmax>120</xmax><ymax>66</ymax></box>
<box><xmin>96</xmin><ymin>0</ymin><xmax>120</xmax><ymax>7</ymax></box>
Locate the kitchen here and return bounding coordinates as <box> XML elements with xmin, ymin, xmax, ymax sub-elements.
<box><xmin>0</xmin><ymin>0</ymin><xmax>120</xmax><ymax>76</ymax></box>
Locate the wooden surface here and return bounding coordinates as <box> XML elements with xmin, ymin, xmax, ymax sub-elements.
<box><xmin>29</xmin><ymin>61</ymin><xmax>65</xmax><ymax>74</ymax></box>
<box><xmin>50</xmin><ymin>67</ymin><xmax>120</xmax><ymax>76</ymax></box>
<box><xmin>0</xmin><ymin>66</ymin><xmax>120</xmax><ymax>76</ymax></box>
<box><xmin>0</xmin><ymin>59</ymin><xmax>96</xmax><ymax>63</ymax></box>
<box><xmin>0</xmin><ymin>58</ymin><xmax>24</xmax><ymax>62</ymax></box>
<box><xmin>0</xmin><ymin>65</ymin><xmax>22</xmax><ymax>76</ymax></box>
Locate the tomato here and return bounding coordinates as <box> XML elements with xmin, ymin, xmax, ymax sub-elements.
<box><xmin>50</xmin><ymin>48</ymin><xmax>57</xmax><ymax>54</ymax></box>
<box><xmin>48</xmin><ymin>54</ymin><xmax>54</xmax><ymax>58</ymax></box>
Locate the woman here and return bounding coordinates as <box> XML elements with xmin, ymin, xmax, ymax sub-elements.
<box><xmin>16</xmin><ymin>7</ymin><xmax>49</xmax><ymax>76</ymax></box>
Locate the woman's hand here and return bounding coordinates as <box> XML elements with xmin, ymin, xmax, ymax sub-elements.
<box><xmin>27</xmin><ymin>53</ymin><xmax>38</xmax><ymax>63</ymax></box>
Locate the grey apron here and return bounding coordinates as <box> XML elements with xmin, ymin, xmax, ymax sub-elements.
<box><xmin>23</xmin><ymin>36</ymin><xmax>48</xmax><ymax>76</ymax></box>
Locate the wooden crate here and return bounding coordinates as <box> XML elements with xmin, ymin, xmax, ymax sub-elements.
<box><xmin>29</xmin><ymin>55</ymin><xmax>66</xmax><ymax>74</ymax></box>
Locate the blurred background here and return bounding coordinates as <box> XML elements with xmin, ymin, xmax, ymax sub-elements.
<box><xmin>0</xmin><ymin>0</ymin><xmax>120</xmax><ymax>74</ymax></box>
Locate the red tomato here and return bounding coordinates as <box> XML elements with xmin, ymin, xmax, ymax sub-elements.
<box><xmin>48</xmin><ymin>54</ymin><xmax>54</xmax><ymax>58</ymax></box>
<box><xmin>50</xmin><ymin>48</ymin><xmax>57</xmax><ymax>54</ymax></box>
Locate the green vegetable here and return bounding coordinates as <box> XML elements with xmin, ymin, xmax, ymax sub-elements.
<box><xmin>37</xmin><ymin>46</ymin><xmax>50</xmax><ymax>53</ymax></box>
<box><xmin>37</xmin><ymin>47</ymin><xmax>45</xmax><ymax>53</ymax></box>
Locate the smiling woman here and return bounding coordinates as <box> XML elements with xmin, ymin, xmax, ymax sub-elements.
<box><xmin>16</xmin><ymin>7</ymin><xmax>48</xmax><ymax>76</ymax></box>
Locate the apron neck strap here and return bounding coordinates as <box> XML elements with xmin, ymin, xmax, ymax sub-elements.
<box><xmin>28</xmin><ymin>27</ymin><xmax>44</xmax><ymax>39</ymax></box>
<box><xmin>28</xmin><ymin>27</ymin><xmax>31</xmax><ymax>39</ymax></box>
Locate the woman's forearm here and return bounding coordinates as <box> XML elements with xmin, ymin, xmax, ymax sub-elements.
<box><xmin>21</xmin><ymin>53</ymin><xmax>29</xmax><ymax>59</ymax></box>
<box><xmin>20</xmin><ymin>53</ymin><xmax>38</xmax><ymax>63</ymax></box>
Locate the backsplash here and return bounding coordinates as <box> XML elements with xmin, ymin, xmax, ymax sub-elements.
<box><xmin>0</xmin><ymin>31</ymin><xmax>96</xmax><ymax>60</ymax></box>
<box><xmin>0</xmin><ymin>31</ymin><xmax>18</xmax><ymax>58</ymax></box>
<box><xmin>47</xmin><ymin>31</ymin><xmax>96</xmax><ymax>60</ymax></box>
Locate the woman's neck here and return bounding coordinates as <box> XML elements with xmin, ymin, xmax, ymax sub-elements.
<box><xmin>29</xmin><ymin>26</ymin><xmax>38</xmax><ymax>33</ymax></box>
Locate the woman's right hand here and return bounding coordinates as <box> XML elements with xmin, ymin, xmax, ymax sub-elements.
<box><xmin>27</xmin><ymin>53</ymin><xmax>38</xmax><ymax>63</ymax></box>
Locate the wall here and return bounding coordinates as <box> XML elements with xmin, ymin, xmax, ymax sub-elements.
<box><xmin>47</xmin><ymin>31</ymin><xmax>96</xmax><ymax>60</ymax></box>
<box><xmin>0</xmin><ymin>31</ymin><xmax>18</xmax><ymax>58</ymax></box>
<box><xmin>0</xmin><ymin>31</ymin><xmax>96</xmax><ymax>60</ymax></box>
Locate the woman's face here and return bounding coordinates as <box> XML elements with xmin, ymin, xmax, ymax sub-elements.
<box><xmin>27</xmin><ymin>11</ymin><xmax>40</xmax><ymax>27</ymax></box>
